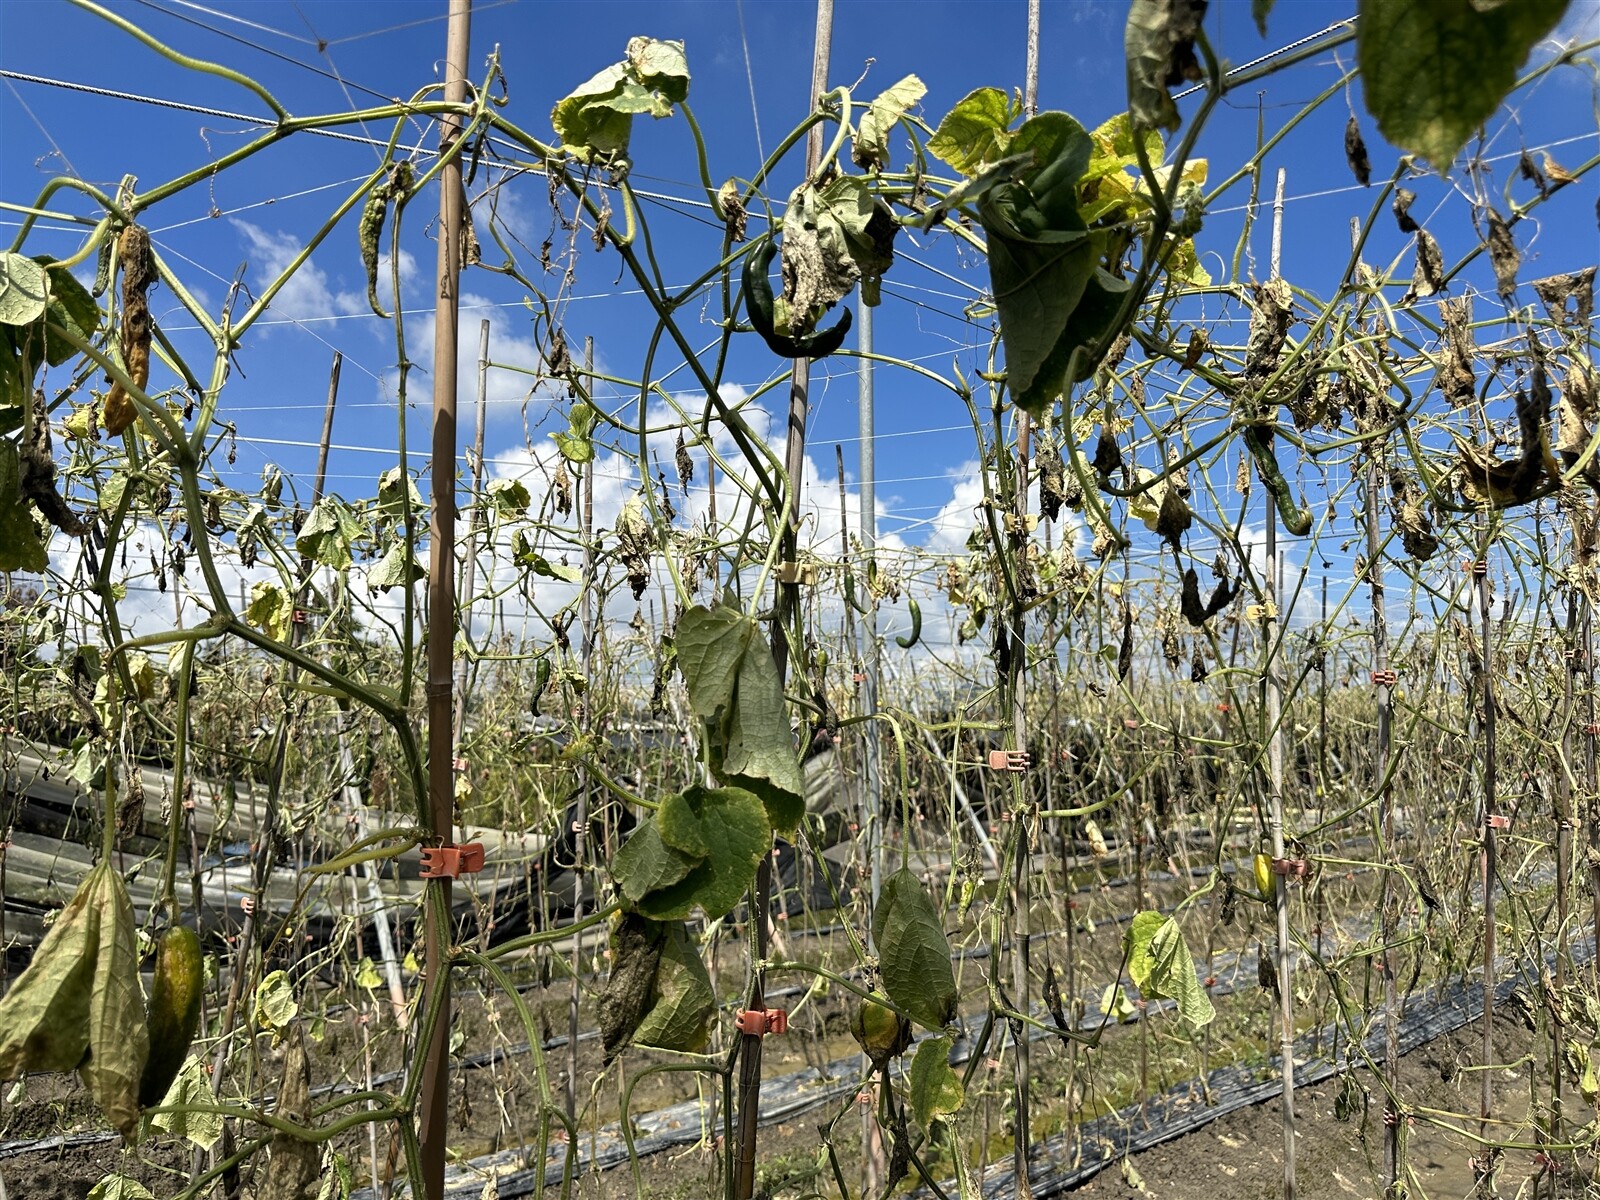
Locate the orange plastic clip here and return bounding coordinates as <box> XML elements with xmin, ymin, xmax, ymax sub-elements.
<box><xmin>987</xmin><ymin>749</ymin><xmax>1032</xmax><ymax>772</ymax></box>
<box><xmin>1270</xmin><ymin>858</ymin><xmax>1311</xmax><ymax>880</ymax></box>
<box><xmin>734</xmin><ymin>1008</ymin><xmax>788</xmax><ymax>1036</ymax></box>
<box><xmin>419</xmin><ymin>842</ymin><xmax>485</xmax><ymax>879</ymax></box>
<box><xmin>1370</xmin><ymin>669</ymin><xmax>1397</xmax><ymax>687</ymax></box>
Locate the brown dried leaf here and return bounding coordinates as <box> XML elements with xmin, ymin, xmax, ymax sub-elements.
<box><xmin>1344</xmin><ymin>115</ymin><xmax>1371</xmax><ymax>187</ymax></box>
<box><xmin>1392</xmin><ymin>189</ymin><xmax>1419</xmax><ymax>235</ymax></box>
<box><xmin>1438</xmin><ymin>296</ymin><xmax>1476</xmax><ymax>407</ymax></box>
<box><xmin>1485</xmin><ymin>209</ymin><xmax>1519</xmax><ymax>300</ymax></box>
<box><xmin>1402</xmin><ymin>230</ymin><xmax>1444</xmax><ymax>305</ymax></box>
<box><xmin>1531</xmin><ymin>268</ymin><xmax>1595</xmax><ymax>329</ymax></box>
<box><xmin>260</xmin><ymin>1026</ymin><xmax>320</xmax><ymax>1200</ymax></box>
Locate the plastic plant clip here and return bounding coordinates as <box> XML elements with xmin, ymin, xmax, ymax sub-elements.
<box><xmin>775</xmin><ymin>561</ymin><xmax>818</xmax><ymax>586</ymax></box>
<box><xmin>1486</xmin><ymin>814</ymin><xmax>1511</xmax><ymax>830</ymax></box>
<box><xmin>419</xmin><ymin>842</ymin><xmax>486</xmax><ymax>879</ymax></box>
<box><xmin>1462</xmin><ymin>559</ymin><xmax>1489</xmax><ymax>576</ymax></box>
<box><xmin>1270</xmin><ymin>857</ymin><xmax>1312</xmax><ymax>880</ymax></box>
<box><xmin>734</xmin><ymin>1008</ymin><xmax>788</xmax><ymax>1036</ymax></box>
<box><xmin>1370</xmin><ymin>669</ymin><xmax>1398</xmax><ymax>687</ymax></box>
<box><xmin>987</xmin><ymin>749</ymin><xmax>1032</xmax><ymax>772</ymax></box>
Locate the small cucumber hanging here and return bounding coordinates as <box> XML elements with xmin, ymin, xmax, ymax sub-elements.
<box><xmin>741</xmin><ymin>237</ymin><xmax>852</xmax><ymax>360</ymax></box>
<box><xmin>1242</xmin><ymin>425</ymin><xmax>1311</xmax><ymax>536</ymax></box>
<box><xmin>895</xmin><ymin>597</ymin><xmax>922</xmax><ymax>649</ymax></box>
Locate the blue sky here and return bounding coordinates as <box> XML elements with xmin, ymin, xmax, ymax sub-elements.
<box><xmin>2</xmin><ymin>0</ymin><xmax>1598</xmax><ymax>649</ymax></box>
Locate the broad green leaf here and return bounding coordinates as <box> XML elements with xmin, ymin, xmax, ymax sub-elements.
<box><xmin>0</xmin><ymin>252</ymin><xmax>48</xmax><ymax>327</ymax></box>
<box><xmin>908</xmin><ymin>1035</ymin><xmax>964</xmax><ymax>1128</ymax></box>
<box><xmin>87</xmin><ymin>1177</ymin><xmax>154</xmax><ymax>1200</ymax></box>
<box><xmin>872</xmin><ymin>868</ymin><xmax>957</xmax><ymax>1030</ymax></box>
<box><xmin>638</xmin><ymin>785</ymin><xmax>771</xmax><ymax>920</ymax></box>
<box><xmin>1054</xmin><ymin>268</ymin><xmax>1135</xmax><ymax>386</ymax></box>
<box><xmin>626</xmin><ymin>36</ymin><xmax>690</xmax><ymax>104</ymax></box>
<box><xmin>0</xmin><ymin>440</ymin><xmax>48</xmax><ymax>572</ymax></box>
<box><xmin>255</xmin><ymin>970</ymin><xmax>298</xmax><ymax>1031</ymax></box>
<box><xmin>296</xmin><ymin>495</ymin><xmax>365</xmax><ymax>571</ymax></box>
<box><xmin>78</xmin><ymin>866</ymin><xmax>148</xmax><ymax>1139</ymax></box>
<box><xmin>1122</xmin><ymin>909</ymin><xmax>1166</xmax><ymax>995</ymax></box>
<box><xmin>927</xmin><ymin>87</ymin><xmax>1021</xmax><ymax>176</ymax></box>
<box><xmin>486</xmin><ymin>477</ymin><xmax>531</xmax><ymax>517</ymax></box>
<box><xmin>37</xmin><ymin>258</ymin><xmax>100</xmax><ymax>368</ymax></box>
<box><xmin>246</xmin><ymin>581</ymin><xmax>293</xmax><ymax>642</ymax></box>
<box><xmin>149</xmin><ymin>1056</ymin><xmax>224</xmax><ymax>1150</ymax></box>
<box><xmin>612</xmin><ymin>815</ymin><xmax>703</xmax><ymax>906</ymax></box>
<box><xmin>1358</xmin><ymin>0</ymin><xmax>1570</xmax><ymax>171</ymax></box>
<box><xmin>1125</xmin><ymin>0</ymin><xmax>1207</xmax><ymax>134</ymax></box>
<box><xmin>367</xmin><ymin>539</ymin><xmax>425</xmax><ymax>592</ymax></box>
<box><xmin>854</xmin><ymin>75</ymin><xmax>926</xmax><ymax>171</ymax></box>
<box><xmin>0</xmin><ymin>862</ymin><xmax>102</xmax><ymax>1079</ymax></box>
<box><xmin>632</xmin><ymin>921</ymin><xmax>715</xmax><ymax>1052</ymax></box>
<box><xmin>675</xmin><ymin>602</ymin><xmax>805</xmax><ymax>832</ymax></box>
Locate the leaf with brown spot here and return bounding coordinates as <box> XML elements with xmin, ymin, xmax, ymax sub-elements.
<box><xmin>1485</xmin><ymin>209</ymin><xmax>1519</xmax><ymax>299</ymax></box>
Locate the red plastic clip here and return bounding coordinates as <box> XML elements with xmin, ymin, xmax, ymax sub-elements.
<box><xmin>1123</xmin><ymin>718</ymin><xmax>1141</xmax><ymax>730</ymax></box>
<box><xmin>1370</xmin><ymin>669</ymin><xmax>1397</xmax><ymax>687</ymax></box>
<box><xmin>1486</xmin><ymin>814</ymin><xmax>1511</xmax><ymax>830</ymax></box>
<box><xmin>987</xmin><ymin>749</ymin><xmax>1032</xmax><ymax>772</ymax></box>
<box><xmin>735</xmin><ymin>1008</ymin><xmax>788</xmax><ymax>1036</ymax></box>
<box><xmin>1462</xmin><ymin>559</ymin><xmax>1489</xmax><ymax>577</ymax></box>
<box><xmin>452</xmin><ymin>757</ymin><xmax>469</xmax><ymax>773</ymax></box>
<box><xmin>1585</xmin><ymin>723</ymin><xmax>1600</xmax><ymax>737</ymax></box>
<box><xmin>291</xmin><ymin>608</ymin><xmax>309</xmax><ymax>625</ymax></box>
<box><xmin>419</xmin><ymin>842</ymin><xmax>485</xmax><ymax>879</ymax></box>
<box><xmin>1270</xmin><ymin>858</ymin><xmax>1312</xmax><ymax>879</ymax></box>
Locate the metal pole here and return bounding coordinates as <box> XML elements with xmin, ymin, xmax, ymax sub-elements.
<box><xmin>734</xmin><ymin>6</ymin><xmax>832</xmax><ymax>1196</ymax></box>
<box><xmin>857</xmin><ymin>301</ymin><xmax>881</xmax><ymax>921</ymax></box>
<box><xmin>569</xmin><ymin>336</ymin><xmax>595</xmax><ymax>1127</ymax></box>
<box><xmin>418</xmin><ymin>4</ymin><xmax>471</xmax><ymax>1197</ymax></box>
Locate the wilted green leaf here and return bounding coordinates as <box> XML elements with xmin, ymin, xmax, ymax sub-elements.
<box><xmin>1127</xmin><ymin>913</ymin><xmax>1214</xmax><ymax>1028</ymax></box>
<box><xmin>315</xmin><ymin>1153</ymin><xmax>354</xmax><ymax>1200</ymax></box>
<box><xmin>0</xmin><ymin>440</ymin><xmax>48</xmax><ymax>572</ymax></box>
<box><xmin>927</xmin><ymin>87</ymin><xmax>1021</xmax><ymax>176</ymax></box>
<box><xmin>376</xmin><ymin>466</ymin><xmax>420</xmax><ymax>518</ymax></box>
<box><xmin>486</xmin><ymin>477</ymin><xmax>531</xmax><ymax>517</ymax></box>
<box><xmin>675</xmin><ymin>602</ymin><xmax>805</xmax><ymax>832</ymax></box>
<box><xmin>367</xmin><ymin>539</ymin><xmax>425</xmax><ymax>592</ymax></box>
<box><xmin>854</xmin><ymin>75</ymin><xmax>926</xmax><ymax>171</ymax></box>
<box><xmin>553</xmin><ymin>38</ymin><xmax>689</xmax><ymax>164</ymax></box>
<box><xmin>79</xmin><ymin>865</ymin><xmax>148</xmax><ymax>1140</ymax></box>
<box><xmin>149</xmin><ymin>1056</ymin><xmax>224</xmax><ymax>1150</ymax></box>
<box><xmin>1125</xmin><ymin>0</ymin><xmax>1207</xmax><ymax>135</ymax></box>
<box><xmin>908</xmin><ymin>1035</ymin><xmax>964</xmax><ymax>1127</ymax></box>
<box><xmin>0</xmin><ymin>862</ymin><xmax>102</xmax><ymax>1079</ymax></box>
<box><xmin>86</xmin><ymin>1176</ymin><xmax>154</xmax><ymax>1200</ymax></box>
<box><xmin>873</xmin><ymin>868</ymin><xmax>957</xmax><ymax>1030</ymax></box>
<box><xmin>1358</xmin><ymin>0</ymin><xmax>1569</xmax><ymax>171</ymax></box>
<box><xmin>296</xmin><ymin>496</ymin><xmax>365</xmax><ymax>571</ymax></box>
<box><xmin>0</xmin><ymin>252</ymin><xmax>49</xmax><ymax>327</ymax></box>
<box><xmin>246</xmin><ymin>581</ymin><xmax>293</xmax><ymax>641</ymax></box>
<box><xmin>256</xmin><ymin>970</ymin><xmax>298</xmax><ymax>1031</ymax></box>
<box><xmin>511</xmin><ymin>530</ymin><xmax>580</xmax><ymax>582</ymax></box>
<box><xmin>354</xmin><ymin>957</ymin><xmax>381</xmax><ymax>990</ymax></box>
<box><xmin>1102</xmin><ymin>981</ymin><xmax>1137</xmax><ymax>1021</ymax></box>
<box><xmin>635</xmin><ymin>785</ymin><xmax>770</xmax><ymax>920</ymax></box>
<box><xmin>125</xmin><ymin>652</ymin><xmax>156</xmax><ymax>701</ymax></box>
<box><xmin>1253</xmin><ymin>0</ymin><xmax>1275</xmax><ymax>36</ymax></box>
<box><xmin>632</xmin><ymin>921</ymin><xmax>714</xmax><ymax>1052</ymax></box>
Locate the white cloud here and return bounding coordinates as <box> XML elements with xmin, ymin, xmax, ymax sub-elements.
<box><xmin>232</xmin><ymin>221</ymin><xmax>365</xmax><ymax>327</ymax></box>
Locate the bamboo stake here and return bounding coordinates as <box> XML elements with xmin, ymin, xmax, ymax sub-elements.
<box><xmin>568</xmin><ymin>336</ymin><xmax>595</xmax><ymax>1130</ymax></box>
<box><xmin>735</xmin><ymin>6</ymin><xmax>832</xmax><ymax>1195</ymax></box>
<box><xmin>417</xmin><ymin>3</ymin><xmax>471</xmax><ymax>1196</ymax></box>
<box><xmin>1266</xmin><ymin>166</ymin><xmax>1298</xmax><ymax>1200</ymax></box>
<box><xmin>1365</xmin><ymin>418</ymin><xmax>1400</xmax><ymax>1192</ymax></box>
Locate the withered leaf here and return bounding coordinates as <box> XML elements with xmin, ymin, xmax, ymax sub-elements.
<box><xmin>1392</xmin><ymin>189</ymin><xmax>1419</xmax><ymax>235</ymax></box>
<box><xmin>1344</xmin><ymin>116</ymin><xmax>1371</xmax><ymax>187</ymax></box>
<box><xmin>260</xmin><ymin>1026</ymin><xmax>320</xmax><ymax>1200</ymax></box>
<box><xmin>1485</xmin><ymin>209</ymin><xmax>1519</xmax><ymax>300</ymax></box>
<box><xmin>1517</xmin><ymin>148</ymin><xmax>1548</xmax><ymax>199</ymax></box>
<box><xmin>1531</xmin><ymin>268</ymin><xmax>1595</xmax><ymax>329</ymax></box>
<box><xmin>599</xmin><ymin>913</ymin><xmax>666</xmax><ymax>1059</ymax></box>
<box><xmin>1117</xmin><ymin>604</ymin><xmax>1133</xmax><ymax>682</ymax></box>
<box><xmin>1092</xmin><ymin>431</ymin><xmax>1123</xmax><ymax>483</ymax></box>
<box><xmin>1402</xmin><ymin>230</ymin><xmax>1444</xmax><ymax>305</ymax></box>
